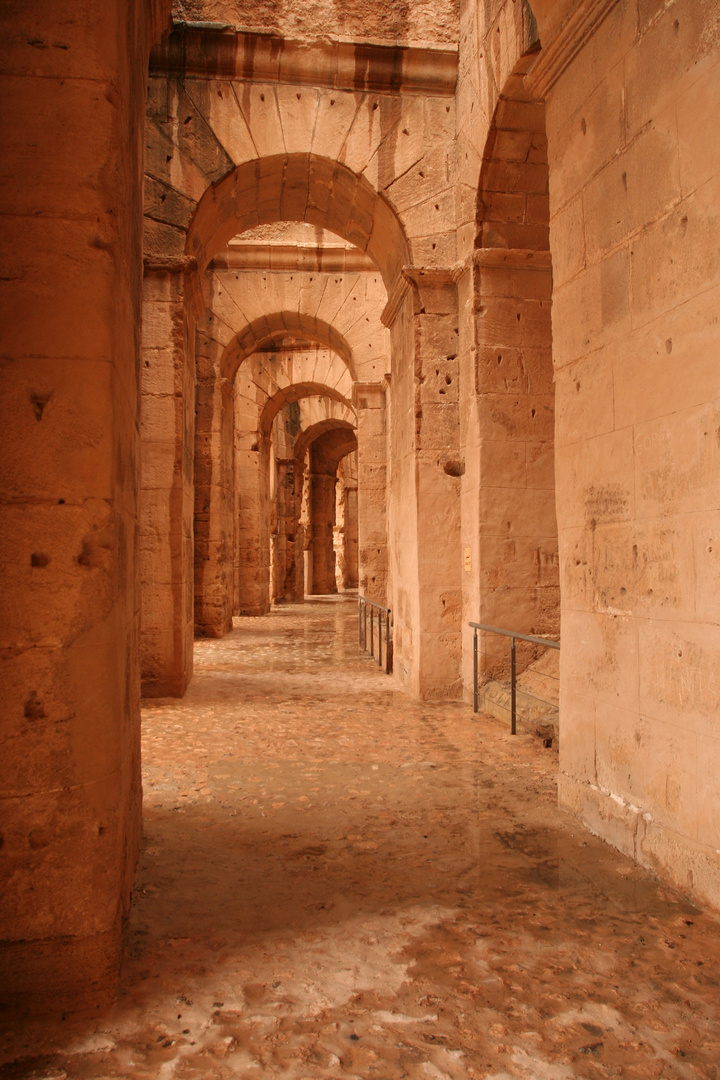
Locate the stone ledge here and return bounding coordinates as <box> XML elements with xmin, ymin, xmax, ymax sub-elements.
<box><xmin>150</xmin><ymin>24</ymin><xmax>458</xmax><ymax>97</ymax></box>
<box><xmin>144</xmin><ymin>254</ymin><xmax>198</xmax><ymax>275</ymax></box>
<box><xmin>212</xmin><ymin>243</ymin><xmax>376</xmax><ymax>273</ymax></box>
<box><xmin>480</xmin><ymin>679</ymin><xmax>559</xmax><ymax>741</ymax></box>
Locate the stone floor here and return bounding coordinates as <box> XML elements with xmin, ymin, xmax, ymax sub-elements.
<box><xmin>4</xmin><ymin>596</ymin><xmax>720</xmax><ymax>1080</ymax></box>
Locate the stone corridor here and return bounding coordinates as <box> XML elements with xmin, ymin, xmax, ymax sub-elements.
<box><xmin>4</xmin><ymin>598</ymin><xmax>720</xmax><ymax>1080</ymax></box>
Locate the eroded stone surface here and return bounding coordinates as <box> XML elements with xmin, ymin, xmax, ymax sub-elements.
<box><xmin>3</xmin><ymin>598</ymin><xmax>720</xmax><ymax>1078</ymax></box>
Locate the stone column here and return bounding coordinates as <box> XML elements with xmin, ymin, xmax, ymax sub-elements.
<box><xmin>344</xmin><ymin>487</ymin><xmax>359</xmax><ymax>588</ymax></box>
<box><xmin>235</xmin><ymin>429</ymin><xmax>271</xmax><ymax>615</ymax></box>
<box><xmin>334</xmin><ymin>479</ymin><xmax>359</xmax><ymax>590</ymax></box>
<box><xmin>462</xmin><ymin>248</ymin><xmax>558</xmax><ymax>693</ymax></box>
<box><xmin>299</xmin><ymin>456</ymin><xmax>313</xmax><ymax>596</ymax></box>
<box><xmin>309</xmin><ymin>465</ymin><xmax>338</xmax><ymax>595</ymax></box>
<box><xmin>353</xmin><ymin>383</ymin><xmax>389</xmax><ymax>601</ymax></box>
<box><xmin>385</xmin><ymin>270</ymin><xmax>464</xmax><ymax>700</ymax></box>
<box><xmin>273</xmin><ymin>457</ymin><xmax>299</xmax><ymax>601</ymax></box>
<box><xmin>194</xmin><ymin>372</ymin><xmax>234</xmax><ymax>637</ymax></box>
<box><xmin>0</xmin><ymin>0</ymin><xmax>171</xmax><ymax>1015</ymax></box>
<box><xmin>140</xmin><ymin>264</ymin><xmax>195</xmax><ymax>695</ymax></box>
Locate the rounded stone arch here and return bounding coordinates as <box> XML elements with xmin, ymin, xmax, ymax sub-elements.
<box><xmin>259</xmin><ymin>383</ymin><xmax>353</xmax><ymax>438</ymax></box>
<box><xmin>476</xmin><ymin>52</ymin><xmax>549</xmax><ymax>252</ymax></box>
<box><xmin>288</xmin><ymin>416</ymin><xmax>360</xmax><ymax>600</ymax></box>
<box><xmin>294</xmin><ymin>417</ymin><xmax>357</xmax><ymax>464</ymax></box>
<box><xmin>221</xmin><ymin>312</ymin><xmax>357</xmax><ymax>384</ymax></box>
<box><xmin>466</xmin><ymin>50</ymin><xmax>557</xmax><ymax>697</ymax></box>
<box><xmin>185</xmin><ymin>153</ymin><xmax>410</xmax><ymax>291</ymax></box>
<box><xmin>458</xmin><ymin>0</ymin><xmax>541</xmax><ymax>213</ymax></box>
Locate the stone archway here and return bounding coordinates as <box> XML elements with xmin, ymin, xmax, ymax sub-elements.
<box><xmin>293</xmin><ymin>424</ymin><xmax>359</xmax><ymax>597</ymax></box>
<box><xmin>185</xmin><ymin>153</ymin><xmax>410</xmax><ymax>292</ymax></box>
<box><xmin>194</xmin><ymin>299</ymin><xmax>357</xmax><ymax>628</ymax></box>
<box><xmin>142</xmin><ymin>36</ymin><xmax>466</xmax><ymax>701</ymax></box>
<box><xmin>273</xmin><ymin>413</ymin><xmax>358</xmax><ymax>602</ymax></box>
<box><xmin>462</xmin><ymin>50</ymin><xmax>558</xmax><ymax>719</ymax></box>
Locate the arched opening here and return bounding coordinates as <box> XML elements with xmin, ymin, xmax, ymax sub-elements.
<box><xmin>274</xmin><ymin>413</ymin><xmax>357</xmax><ymax>604</ymax></box>
<box><xmin>187</xmin><ymin>164</ymin><xmax>402</xmax><ymax>642</ymax></box>
<box><xmin>221</xmin><ymin>312</ymin><xmax>357</xmax><ymax>384</ymax></box>
<box><xmin>297</xmin><ymin>425</ymin><xmax>359</xmax><ymax>597</ymax></box>
<box><xmin>141</xmin><ymin>151</ymin><xmax>409</xmax><ymax>697</ymax></box>
<box><xmin>466</xmin><ymin>52</ymin><xmax>559</xmax><ymax>735</ymax></box>
<box><xmin>194</xmin><ymin>301</ymin><xmax>357</xmax><ymax>630</ymax></box>
<box><xmin>185</xmin><ymin>154</ymin><xmax>409</xmax><ymax>291</ymax></box>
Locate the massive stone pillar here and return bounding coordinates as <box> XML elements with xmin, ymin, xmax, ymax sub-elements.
<box><xmin>273</xmin><ymin>457</ymin><xmax>299</xmax><ymax>601</ymax></box>
<box><xmin>388</xmin><ymin>271</ymin><xmax>464</xmax><ymax>700</ymax></box>
<box><xmin>335</xmin><ymin>477</ymin><xmax>359</xmax><ymax>590</ymax></box>
<box><xmin>463</xmin><ymin>248</ymin><xmax>558</xmax><ymax>688</ymax></box>
<box><xmin>0</xmin><ymin>0</ymin><xmax>170</xmax><ymax>1014</ymax></box>
<box><xmin>235</xmin><ymin>430</ymin><xmax>271</xmax><ymax>615</ymax></box>
<box><xmin>140</xmin><ymin>266</ymin><xmax>195</xmax><ymax>692</ymax></box>
<box><xmin>194</xmin><ymin>372</ymin><xmax>234</xmax><ymax>637</ymax></box>
<box><xmin>309</xmin><ymin>468</ymin><xmax>338</xmax><ymax>595</ymax></box>
<box><xmin>354</xmin><ymin>383</ymin><xmax>389</xmax><ymax>602</ymax></box>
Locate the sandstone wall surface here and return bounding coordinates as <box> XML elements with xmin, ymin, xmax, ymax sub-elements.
<box><xmin>172</xmin><ymin>0</ymin><xmax>460</xmax><ymax>46</ymax></box>
<box><xmin>529</xmin><ymin>0</ymin><xmax>720</xmax><ymax>909</ymax></box>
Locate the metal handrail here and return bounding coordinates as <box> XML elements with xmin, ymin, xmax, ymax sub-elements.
<box><xmin>359</xmin><ymin>596</ymin><xmax>392</xmax><ymax>674</ymax></box>
<box><xmin>469</xmin><ymin>621</ymin><xmax>560</xmax><ymax>734</ymax></box>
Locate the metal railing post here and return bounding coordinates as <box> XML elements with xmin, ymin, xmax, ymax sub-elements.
<box><xmin>510</xmin><ymin>635</ymin><xmax>517</xmax><ymax>736</ymax></box>
<box><xmin>467</xmin><ymin>620</ymin><xmax>559</xmax><ymax>733</ymax></box>
<box><xmin>473</xmin><ymin>627</ymin><xmax>478</xmax><ymax>713</ymax></box>
<box><xmin>358</xmin><ymin>596</ymin><xmax>393</xmax><ymax>675</ymax></box>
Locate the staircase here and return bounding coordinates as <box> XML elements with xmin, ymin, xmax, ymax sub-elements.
<box><xmin>480</xmin><ymin>647</ymin><xmax>559</xmax><ymax>744</ymax></box>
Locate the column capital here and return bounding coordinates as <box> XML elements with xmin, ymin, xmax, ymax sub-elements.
<box><xmin>402</xmin><ymin>264</ymin><xmax>465</xmax><ymax>289</ymax></box>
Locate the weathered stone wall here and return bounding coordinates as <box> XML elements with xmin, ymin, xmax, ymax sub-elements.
<box><xmin>529</xmin><ymin>0</ymin><xmax>720</xmax><ymax>909</ymax></box>
<box><xmin>172</xmin><ymin>0</ymin><xmax>460</xmax><ymax>46</ymax></box>
<box><xmin>455</xmin><ymin>0</ymin><xmax>720</xmax><ymax>908</ymax></box>
<box><xmin>0</xmin><ymin>0</ymin><xmax>171</xmax><ymax>1013</ymax></box>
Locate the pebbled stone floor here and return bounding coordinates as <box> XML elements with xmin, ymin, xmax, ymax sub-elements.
<box><xmin>4</xmin><ymin>596</ymin><xmax>720</xmax><ymax>1080</ymax></box>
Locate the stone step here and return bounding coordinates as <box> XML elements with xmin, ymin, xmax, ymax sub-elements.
<box><xmin>480</xmin><ymin>679</ymin><xmax>559</xmax><ymax>744</ymax></box>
